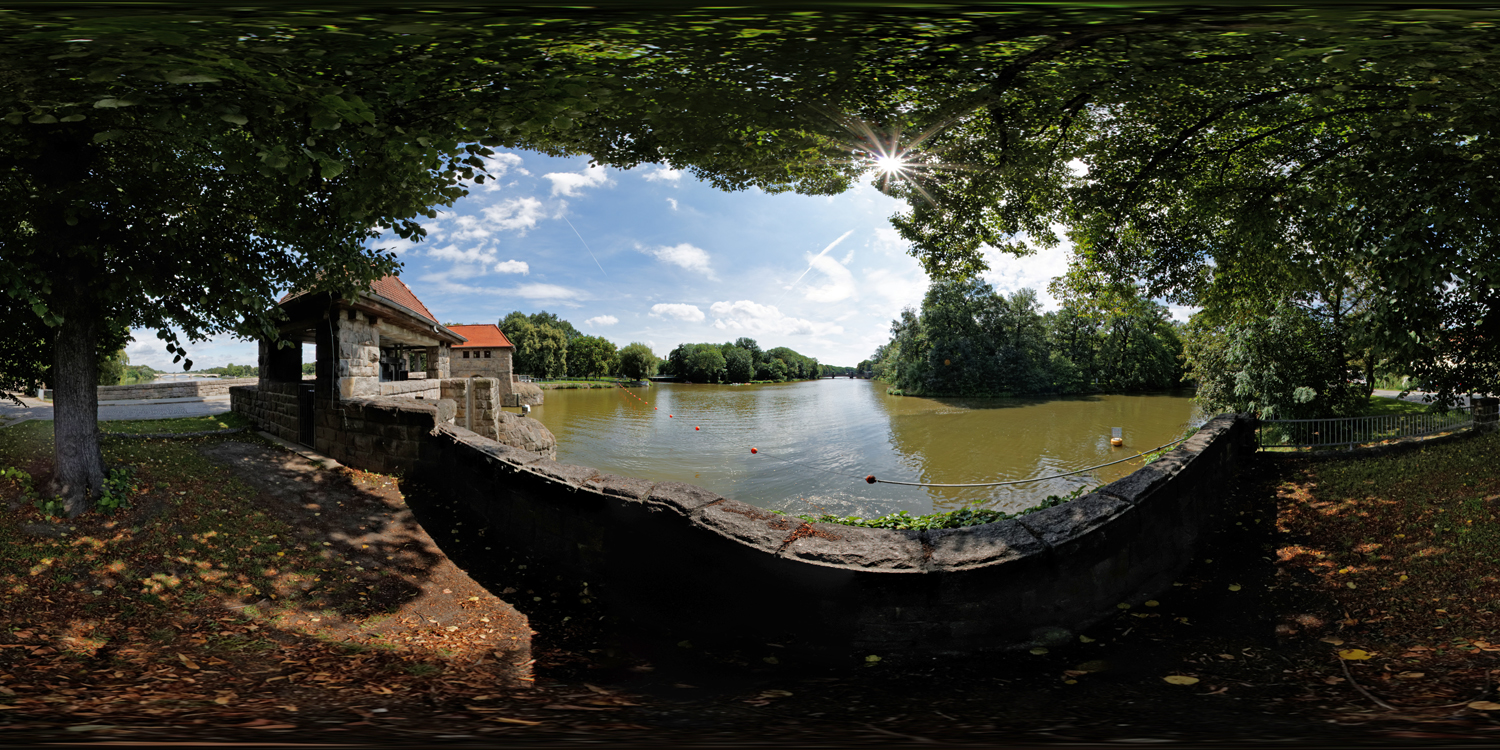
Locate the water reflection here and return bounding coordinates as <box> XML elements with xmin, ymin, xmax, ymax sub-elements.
<box><xmin>527</xmin><ymin>380</ymin><xmax>1201</xmax><ymax>517</ymax></box>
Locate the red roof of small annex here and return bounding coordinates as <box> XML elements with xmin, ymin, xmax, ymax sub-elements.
<box><xmin>448</xmin><ymin>324</ymin><xmax>514</xmax><ymax>349</ymax></box>
<box><xmin>278</xmin><ymin>275</ymin><xmax>439</xmax><ymax>324</ymax></box>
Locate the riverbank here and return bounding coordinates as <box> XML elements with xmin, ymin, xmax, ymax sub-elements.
<box><xmin>3</xmin><ymin>419</ymin><xmax>1499</xmax><ymax>744</ymax></box>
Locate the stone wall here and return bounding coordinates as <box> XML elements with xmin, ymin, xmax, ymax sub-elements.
<box><xmin>232</xmin><ymin>388</ymin><xmax>1259</xmax><ymax>654</ymax></box>
<box><xmin>449</xmin><ymin>349</ymin><xmax>512</xmax><ymax>380</ymax></box>
<box><xmin>405</xmin><ymin>411</ymin><xmax>1257</xmax><ymax>655</ymax></box>
<box><xmin>506</xmin><ymin>380</ymin><xmax>543</xmax><ymax>407</ymax></box>
<box><xmin>441</xmin><ymin>378</ymin><xmax>556</xmax><ymax>458</ymax></box>
<box><xmin>67</xmin><ymin>377</ymin><xmax>261</xmax><ymax>402</ymax></box>
<box><xmin>379</xmin><ymin>380</ymin><xmax>440</xmax><ymax>398</ymax></box>
<box><xmin>229</xmin><ymin>383</ymin><xmax>300</xmax><ymax>444</ymax></box>
<box><xmin>311</xmin><ymin>396</ymin><xmax>456</xmax><ymax>475</ymax></box>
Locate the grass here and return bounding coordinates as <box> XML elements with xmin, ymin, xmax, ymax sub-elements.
<box><xmin>1361</xmin><ymin>395</ymin><xmax>1440</xmax><ymax>417</ymax></box>
<box><xmin>1275</xmin><ymin>429</ymin><xmax>1500</xmax><ymax>643</ymax></box>
<box><xmin>101</xmin><ymin>412</ymin><xmax>253</xmax><ymax>434</ymax></box>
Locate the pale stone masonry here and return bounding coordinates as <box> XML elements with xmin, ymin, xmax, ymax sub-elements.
<box><xmin>233</xmin><ymin>275</ymin><xmax>550</xmax><ymax>459</ymax></box>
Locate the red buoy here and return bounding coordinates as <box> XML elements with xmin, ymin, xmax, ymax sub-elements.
<box><xmin>750</xmin><ymin>448</ymin><xmax>758</xmax><ymax>454</ymax></box>
<box><xmin>695</xmin><ymin>426</ymin><xmax>700</xmax><ymax>430</ymax></box>
<box><xmin>865</xmin><ymin>475</ymin><xmax>877</xmax><ymax>484</ymax></box>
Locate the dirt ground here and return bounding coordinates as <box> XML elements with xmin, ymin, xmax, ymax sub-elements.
<box><xmin>5</xmin><ymin>435</ymin><xmax>1500</xmax><ymax>747</ymax></box>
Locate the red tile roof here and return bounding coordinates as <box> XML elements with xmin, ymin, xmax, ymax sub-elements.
<box><xmin>448</xmin><ymin>324</ymin><xmax>514</xmax><ymax>349</ymax></box>
<box><xmin>367</xmin><ymin>276</ymin><xmax>438</xmax><ymax>324</ymax></box>
<box><xmin>279</xmin><ymin>275</ymin><xmax>439</xmax><ymax>324</ymax></box>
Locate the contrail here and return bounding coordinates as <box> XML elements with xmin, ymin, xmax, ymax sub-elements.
<box><xmin>785</xmin><ymin>229</ymin><xmax>855</xmax><ymax>291</ymax></box>
<box><xmin>561</xmin><ymin>214</ymin><xmax>607</xmax><ymax>276</ymax></box>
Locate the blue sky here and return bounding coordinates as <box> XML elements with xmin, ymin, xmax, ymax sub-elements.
<box><xmin>128</xmin><ymin>148</ymin><xmax>1096</xmax><ymax>371</ymax></box>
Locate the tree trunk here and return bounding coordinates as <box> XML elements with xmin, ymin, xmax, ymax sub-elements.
<box><xmin>48</xmin><ymin>300</ymin><xmax>105</xmax><ymax>517</ymax></box>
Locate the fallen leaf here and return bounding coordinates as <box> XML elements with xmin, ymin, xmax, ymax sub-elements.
<box><xmin>545</xmin><ymin>704</ymin><xmax>615</xmax><ymax>711</ymax></box>
<box><xmin>1079</xmin><ymin>635</ymin><xmax>1096</xmax><ymax>643</ymax></box>
<box><xmin>1164</xmin><ymin>675</ymin><xmax>1200</xmax><ymax>685</ymax></box>
<box><xmin>1228</xmin><ymin>584</ymin><xmax>1242</xmax><ymax>592</ymax></box>
<box><xmin>1339</xmin><ymin>649</ymin><xmax>1372</xmax><ymax>661</ymax></box>
<box><xmin>1321</xmin><ymin>637</ymin><xmax>1345</xmax><ymax>646</ymax></box>
<box><xmin>177</xmin><ymin>653</ymin><xmax>201</xmax><ymax>670</ymax></box>
<box><xmin>489</xmin><ymin>717</ymin><xmax>543</xmax><ymax>725</ymax></box>
<box><xmin>1469</xmin><ymin>701</ymin><xmax>1500</xmax><ymax>712</ymax></box>
<box><xmin>1396</xmin><ymin>672</ymin><xmax>1425</xmax><ymax>680</ymax></box>
<box><xmin>1030</xmin><ymin>647</ymin><xmax>1048</xmax><ymax>655</ymax></box>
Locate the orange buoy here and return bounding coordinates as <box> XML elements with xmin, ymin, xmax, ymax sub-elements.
<box><xmin>865</xmin><ymin>475</ymin><xmax>877</xmax><ymax>484</ymax></box>
<box><xmin>695</xmin><ymin>426</ymin><xmax>700</xmax><ymax>430</ymax></box>
<box><xmin>750</xmin><ymin>448</ymin><xmax>758</xmax><ymax>454</ymax></box>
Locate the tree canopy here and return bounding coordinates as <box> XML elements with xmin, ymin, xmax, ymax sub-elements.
<box><xmin>8</xmin><ymin>5</ymin><xmax>1500</xmax><ymax>511</ymax></box>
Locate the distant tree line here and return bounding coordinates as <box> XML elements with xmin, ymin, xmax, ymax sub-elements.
<box><xmin>496</xmin><ymin>311</ymin><xmax>656</xmax><ymax>381</ymax></box>
<box><xmin>661</xmin><ymin>338</ymin><xmax>822</xmax><ymax>384</ymax></box>
<box><xmin>872</xmin><ymin>279</ymin><xmax>1185</xmax><ymax>397</ymax></box>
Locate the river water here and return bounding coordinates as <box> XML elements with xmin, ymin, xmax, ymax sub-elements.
<box><xmin>527</xmin><ymin>379</ymin><xmax>1202</xmax><ymax>518</ymax></box>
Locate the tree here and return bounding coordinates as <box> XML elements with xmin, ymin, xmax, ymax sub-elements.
<box><xmin>1184</xmin><ymin>301</ymin><xmax>1365</xmax><ymax>420</ymax></box>
<box><xmin>97</xmin><ymin>347</ymin><xmax>127</xmax><ymax>387</ymax></box>
<box><xmin>568</xmin><ymin>335</ymin><xmax>617</xmax><ymax>378</ymax></box>
<box><xmin>507</xmin><ymin>320</ymin><xmax>568</xmax><ymax>379</ymax></box>
<box><xmin>617</xmin><ymin>343</ymin><xmax>658</xmax><ymax>381</ymax></box>
<box><xmin>723</xmin><ymin>346</ymin><xmax>754</xmax><ymax>383</ymax></box>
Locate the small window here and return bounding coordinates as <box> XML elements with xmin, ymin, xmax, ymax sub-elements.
<box><xmin>484</xmin><ymin>350</ymin><xmax>492</xmax><ymax>358</ymax></box>
<box><xmin>463</xmin><ymin>351</ymin><xmax>470</xmax><ymax>359</ymax></box>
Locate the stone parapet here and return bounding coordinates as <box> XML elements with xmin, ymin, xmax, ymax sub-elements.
<box><xmin>386</xmin><ymin>412</ymin><xmax>1260</xmax><ymax>656</ymax></box>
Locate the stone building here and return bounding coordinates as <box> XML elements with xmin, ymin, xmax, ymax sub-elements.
<box><xmin>232</xmin><ymin>275</ymin><xmax>554</xmax><ymax>464</ymax></box>
<box><xmin>238</xmin><ymin>275</ymin><xmax>464</xmax><ymax>447</ymax></box>
<box><xmin>448</xmin><ymin>324</ymin><xmax>515</xmax><ymax>379</ymax></box>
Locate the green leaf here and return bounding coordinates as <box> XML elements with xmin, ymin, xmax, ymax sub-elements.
<box><xmin>28</xmin><ymin>114</ymin><xmax>57</xmax><ymax>124</ymax></box>
<box><xmin>93</xmin><ymin>130</ymin><xmax>127</xmax><ymax>143</ymax></box>
<box><xmin>220</xmin><ymin>114</ymin><xmax>248</xmax><ymax>126</ymax></box>
<box><xmin>93</xmin><ymin>98</ymin><xmax>136</xmax><ymax>109</ymax></box>
<box><xmin>59</xmin><ymin>114</ymin><xmax>86</xmax><ymax>123</ymax></box>
<box><xmin>319</xmin><ymin>160</ymin><xmax>345</xmax><ymax>179</ymax></box>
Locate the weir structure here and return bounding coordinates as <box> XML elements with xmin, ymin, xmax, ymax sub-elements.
<box><xmin>234</xmin><ymin>356</ymin><xmax>1262</xmax><ymax>652</ymax></box>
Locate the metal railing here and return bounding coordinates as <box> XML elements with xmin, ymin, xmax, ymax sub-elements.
<box><xmin>1258</xmin><ymin>406</ymin><xmax>1476</xmax><ymax>451</ymax></box>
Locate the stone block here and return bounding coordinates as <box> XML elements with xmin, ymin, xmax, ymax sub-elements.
<box><xmin>693</xmin><ymin>500</ymin><xmax>795</xmax><ymax>552</ymax></box>
<box><xmin>923</xmin><ymin>519</ymin><xmax>1047</xmax><ymax>570</ymax></box>
<box><xmin>1016</xmin><ymin>493</ymin><xmax>1132</xmax><ymax>550</ymax></box>
<box><xmin>645</xmin><ymin>481</ymin><xmax>725</xmax><ymax>516</ymax></box>
<box><xmin>780</xmin><ymin>524</ymin><xmax>924</xmax><ymax>571</ymax></box>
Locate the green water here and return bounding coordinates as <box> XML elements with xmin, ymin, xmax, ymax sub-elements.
<box><xmin>526</xmin><ymin>380</ymin><xmax>1201</xmax><ymax>518</ymax></box>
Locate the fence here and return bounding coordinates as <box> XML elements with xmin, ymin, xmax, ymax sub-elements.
<box><xmin>1258</xmin><ymin>406</ymin><xmax>1477</xmax><ymax>451</ymax></box>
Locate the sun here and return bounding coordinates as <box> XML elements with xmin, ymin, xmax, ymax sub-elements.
<box><xmin>873</xmin><ymin>154</ymin><xmax>908</xmax><ymax>175</ymax></box>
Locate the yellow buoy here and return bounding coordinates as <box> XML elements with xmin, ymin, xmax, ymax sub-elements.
<box><xmin>1110</xmin><ymin>427</ymin><xmax>1123</xmax><ymax>447</ymax></box>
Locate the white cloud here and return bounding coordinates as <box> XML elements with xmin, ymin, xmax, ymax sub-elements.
<box><xmin>803</xmin><ymin>253</ymin><xmax>856</xmax><ymax>303</ymax></box>
<box><xmin>980</xmin><ymin>238</ymin><xmax>1071</xmax><ymax>311</ymax></box>
<box><xmin>544</xmin><ymin>164</ymin><xmax>611</xmax><ymax>197</ymax></box>
<box><xmin>429</xmin><ymin>243</ymin><xmax>497</xmax><ymax>266</ymax></box>
<box><xmin>514</xmin><ymin>283</ymin><xmax>585</xmax><ymax>301</ymax></box>
<box><xmin>418</xmin><ymin>273</ymin><xmax>586</xmax><ymax>304</ymax></box>
<box><xmin>650</xmin><ymin>303</ymin><xmax>705</xmax><ymax>322</ymax></box>
<box><xmin>641</xmin><ymin>165</ymin><xmax>682</xmax><ymax>183</ymax></box>
<box><xmin>449</xmin><ymin>213</ymin><xmax>492</xmax><ymax>242</ymax></box>
<box><xmin>466</xmin><ymin>152</ymin><xmax>530</xmax><ymax>192</ymax></box>
<box><xmin>493</xmin><ymin>260</ymin><xmax>529</xmax><ymax>275</ymax></box>
<box><xmin>480</xmin><ymin>197</ymin><xmax>545</xmax><ymax>233</ymax></box>
<box><xmin>642</xmin><ymin>242</ymin><xmax>716</xmax><ymax>280</ymax></box>
<box><xmin>709</xmin><ymin>300</ymin><xmax>843</xmax><ymax>337</ymax></box>
<box><xmin>871</xmin><ymin>226</ymin><xmax>907</xmax><ymax>256</ymax></box>
<box><xmin>372</xmin><ymin>234</ymin><xmax>422</xmax><ymax>255</ymax></box>
<box><xmin>666</xmin><ymin>197</ymin><xmax>679</xmax><ymax>211</ymax></box>
<box><xmin>585</xmin><ymin>314</ymin><xmax>619</xmax><ymax>327</ymax></box>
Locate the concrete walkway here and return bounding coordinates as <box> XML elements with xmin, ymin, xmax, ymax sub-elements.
<box><xmin>0</xmin><ymin>393</ymin><xmax>233</xmax><ymax>427</ymax></box>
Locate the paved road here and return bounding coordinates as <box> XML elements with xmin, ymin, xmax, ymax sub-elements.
<box><xmin>0</xmin><ymin>394</ymin><xmax>233</xmax><ymax>427</ymax></box>
<box><xmin>1372</xmin><ymin>389</ymin><xmax>1476</xmax><ymax>407</ymax></box>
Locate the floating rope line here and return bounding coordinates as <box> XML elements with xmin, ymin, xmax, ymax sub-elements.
<box><xmin>864</xmin><ymin>435</ymin><xmax>1194</xmax><ymax>488</ymax></box>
